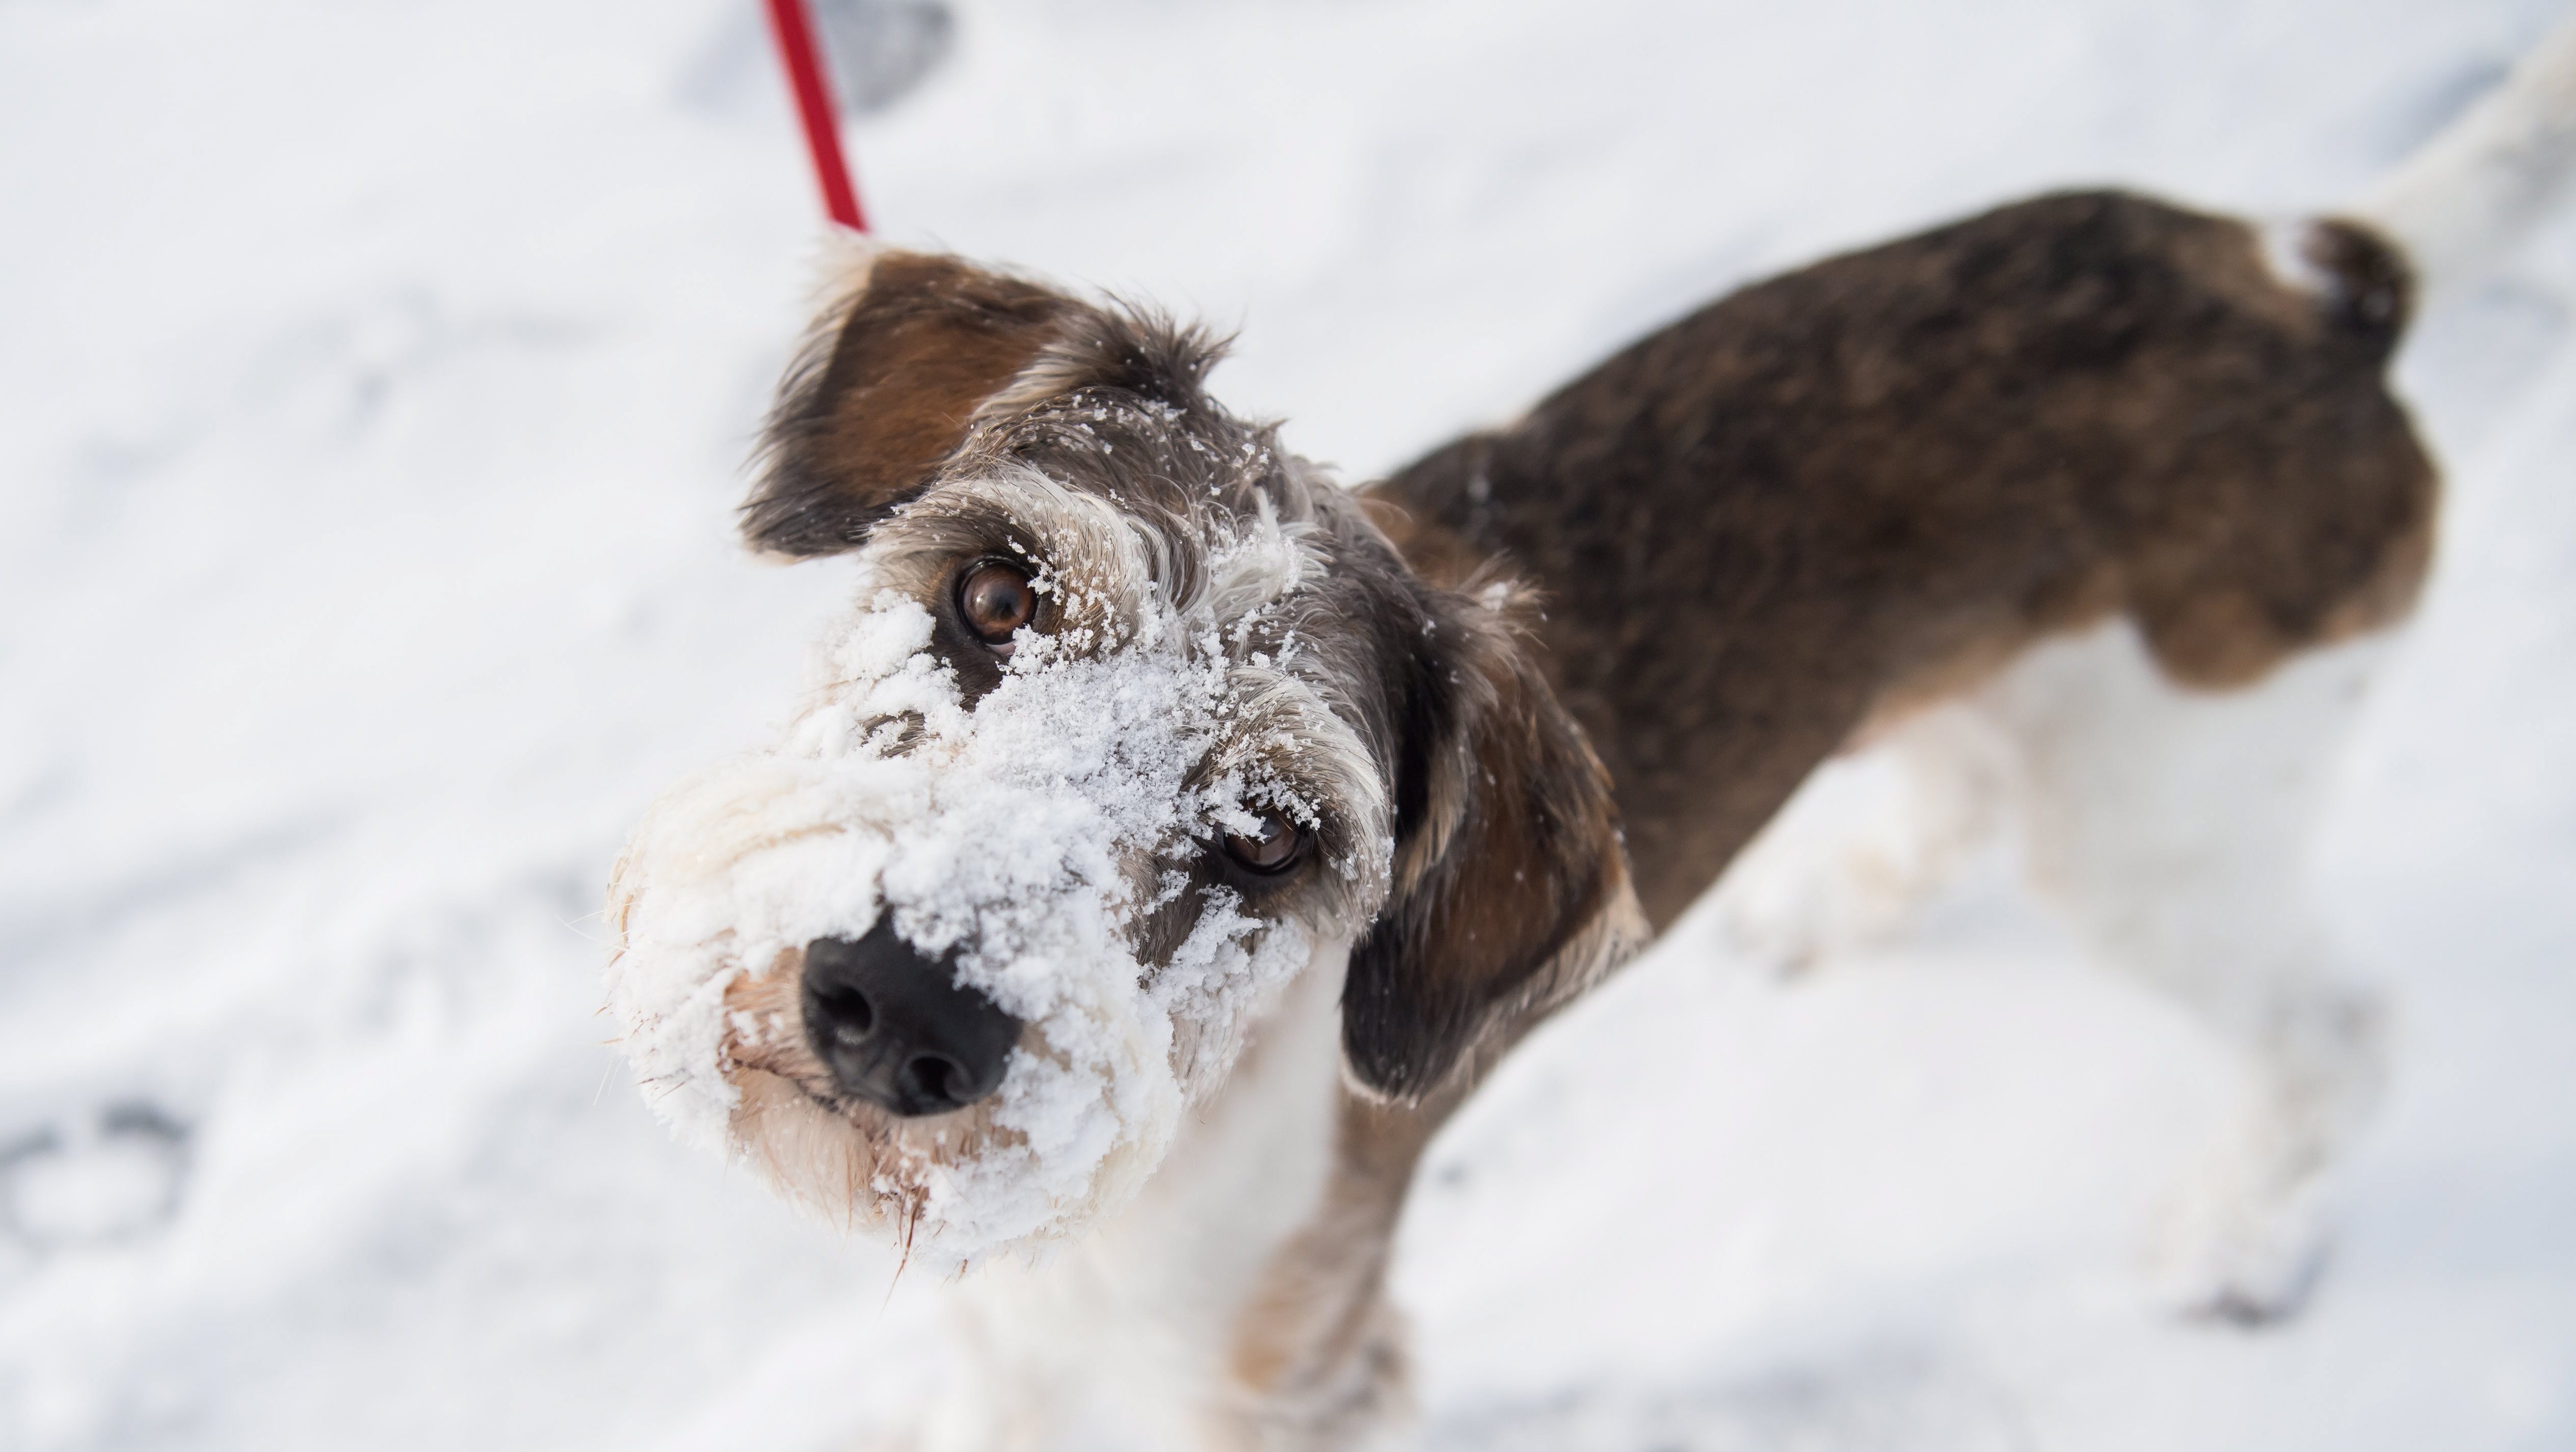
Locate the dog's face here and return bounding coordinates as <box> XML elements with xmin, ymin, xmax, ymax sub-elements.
<box><xmin>606</xmin><ymin>245</ymin><xmax>1639</xmax><ymax>1266</ymax></box>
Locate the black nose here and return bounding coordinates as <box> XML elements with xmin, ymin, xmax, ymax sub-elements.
<box><xmin>801</xmin><ymin>921</ymin><xmax>1023</xmax><ymax>1117</ymax></box>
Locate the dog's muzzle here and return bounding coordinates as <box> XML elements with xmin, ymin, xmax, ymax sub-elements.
<box><xmin>801</xmin><ymin>922</ymin><xmax>1024</xmax><ymax>1117</ymax></box>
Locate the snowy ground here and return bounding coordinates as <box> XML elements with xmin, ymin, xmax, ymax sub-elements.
<box><xmin>3</xmin><ymin>0</ymin><xmax>2572</xmax><ymax>1447</ymax></box>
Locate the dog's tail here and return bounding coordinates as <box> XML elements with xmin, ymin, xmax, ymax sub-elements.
<box><xmin>2342</xmin><ymin>14</ymin><xmax>2576</xmax><ymax>297</ymax></box>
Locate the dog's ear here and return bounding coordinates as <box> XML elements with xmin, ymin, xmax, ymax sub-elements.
<box><xmin>1341</xmin><ymin>586</ymin><xmax>1639</xmax><ymax>1102</ymax></box>
<box><xmin>743</xmin><ymin>248</ymin><xmax>1072</xmax><ymax>557</ymax></box>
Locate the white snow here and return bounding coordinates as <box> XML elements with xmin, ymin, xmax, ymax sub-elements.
<box><xmin>2</xmin><ymin>0</ymin><xmax>2572</xmax><ymax>1448</ymax></box>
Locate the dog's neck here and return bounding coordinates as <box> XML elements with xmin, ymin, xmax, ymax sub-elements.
<box><xmin>930</xmin><ymin>947</ymin><xmax>1431</xmax><ymax>1450</ymax></box>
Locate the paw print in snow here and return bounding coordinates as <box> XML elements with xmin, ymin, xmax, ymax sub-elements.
<box><xmin>0</xmin><ymin>1102</ymin><xmax>191</xmax><ymax>1252</ymax></box>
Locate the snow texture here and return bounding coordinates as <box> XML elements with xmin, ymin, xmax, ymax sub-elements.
<box><xmin>4</xmin><ymin>0</ymin><xmax>2574</xmax><ymax>1448</ymax></box>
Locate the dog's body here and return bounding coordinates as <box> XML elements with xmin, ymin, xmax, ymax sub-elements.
<box><xmin>1364</xmin><ymin>191</ymin><xmax>2438</xmax><ymax>1335</ymax></box>
<box><xmin>607</xmin><ymin>24</ymin><xmax>2576</xmax><ymax>1451</ymax></box>
<box><xmin>1373</xmin><ymin>192</ymin><xmax>2431</xmax><ymax>929</ymax></box>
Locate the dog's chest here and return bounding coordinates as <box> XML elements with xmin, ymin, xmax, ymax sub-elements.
<box><xmin>938</xmin><ymin>953</ymin><xmax>1350</xmax><ymax>1446</ymax></box>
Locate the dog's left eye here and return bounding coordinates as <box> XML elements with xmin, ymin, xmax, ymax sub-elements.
<box><xmin>959</xmin><ymin>561</ymin><xmax>1038</xmax><ymax>654</ymax></box>
<box><xmin>1224</xmin><ymin>811</ymin><xmax>1307</xmax><ymax>874</ymax></box>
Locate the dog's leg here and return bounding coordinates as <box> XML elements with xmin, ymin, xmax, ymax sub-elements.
<box><xmin>1975</xmin><ymin>620</ymin><xmax>2392</xmax><ymax>1322</ymax></box>
<box><xmin>1714</xmin><ymin>701</ymin><xmax>2012</xmax><ymax>972</ymax></box>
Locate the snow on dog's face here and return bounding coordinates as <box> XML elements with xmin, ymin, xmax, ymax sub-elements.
<box><xmin>606</xmin><ymin>246</ymin><xmax>1640</xmax><ymax>1266</ymax></box>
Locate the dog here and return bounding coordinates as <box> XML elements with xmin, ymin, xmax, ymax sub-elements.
<box><xmin>605</xmin><ymin>22</ymin><xmax>2576</xmax><ymax>1449</ymax></box>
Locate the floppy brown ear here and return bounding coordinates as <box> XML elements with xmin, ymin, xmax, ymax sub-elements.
<box><xmin>1341</xmin><ymin>587</ymin><xmax>1641</xmax><ymax>1102</ymax></box>
<box><xmin>743</xmin><ymin>248</ymin><xmax>1072</xmax><ymax>556</ymax></box>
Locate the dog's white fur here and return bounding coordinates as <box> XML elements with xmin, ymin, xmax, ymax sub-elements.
<box><xmin>907</xmin><ymin>955</ymin><xmax>1363</xmax><ymax>1451</ymax></box>
<box><xmin>2359</xmin><ymin>16</ymin><xmax>2576</xmax><ymax>295</ymax></box>
<box><xmin>1712</xmin><ymin>16</ymin><xmax>2576</xmax><ymax>1321</ymax></box>
<box><xmin>1720</xmin><ymin>618</ymin><xmax>2393</xmax><ymax>1317</ymax></box>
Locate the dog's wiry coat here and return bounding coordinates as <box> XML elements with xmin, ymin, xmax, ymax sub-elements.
<box><xmin>1372</xmin><ymin>192</ymin><xmax>2434</xmax><ymax>931</ymax></box>
<box><xmin>605</xmin><ymin>31</ymin><xmax>2576</xmax><ymax>1438</ymax></box>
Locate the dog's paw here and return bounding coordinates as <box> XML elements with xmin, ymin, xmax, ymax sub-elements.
<box><xmin>1714</xmin><ymin>712</ymin><xmax>2006</xmax><ymax>975</ymax></box>
<box><xmin>1716</xmin><ymin>838</ymin><xmax>1917</xmax><ymax>974</ymax></box>
<box><xmin>1714</xmin><ymin>776</ymin><xmax>1970</xmax><ymax>975</ymax></box>
<box><xmin>2146</xmin><ymin>1158</ymin><xmax>2331</xmax><ymax>1326</ymax></box>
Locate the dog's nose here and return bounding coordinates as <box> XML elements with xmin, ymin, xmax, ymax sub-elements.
<box><xmin>800</xmin><ymin>921</ymin><xmax>1023</xmax><ymax>1117</ymax></box>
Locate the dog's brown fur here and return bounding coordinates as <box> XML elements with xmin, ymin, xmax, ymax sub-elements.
<box><xmin>1214</xmin><ymin>190</ymin><xmax>2442</xmax><ymax>1422</ymax></box>
<box><xmin>747</xmin><ymin>251</ymin><xmax>1073</xmax><ymax>557</ymax></box>
<box><xmin>1370</xmin><ymin>192</ymin><xmax>2436</xmax><ymax>929</ymax></box>
<box><xmin>1338</xmin><ymin>585</ymin><xmax>1638</xmax><ymax>1101</ymax></box>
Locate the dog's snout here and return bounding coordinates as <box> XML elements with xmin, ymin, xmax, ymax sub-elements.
<box><xmin>801</xmin><ymin>921</ymin><xmax>1022</xmax><ymax>1117</ymax></box>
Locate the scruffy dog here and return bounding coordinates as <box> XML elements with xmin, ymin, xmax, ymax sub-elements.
<box><xmin>606</xmin><ymin>27</ymin><xmax>2576</xmax><ymax>1450</ymax></box>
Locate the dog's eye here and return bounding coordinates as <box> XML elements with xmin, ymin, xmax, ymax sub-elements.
<box><xmin>959</xmin><ymin>562</ymin><xmax>1037</xmax><ymax>653</ymax></box>
<box><xmin>1224</xmin><ymin>811</ymin><xmax>1306</xmax><ymax>874</ymax></box>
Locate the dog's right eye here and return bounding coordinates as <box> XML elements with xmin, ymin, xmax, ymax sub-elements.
<box><xmin>1223</xmin><ymin>811</ymin><xmax>1307</xmax><ymax>874</ymax></box>
<box><xmin>959</xmin><ymin>562</ymin><xmax>1038</xmax><ymax>655</ymax></box>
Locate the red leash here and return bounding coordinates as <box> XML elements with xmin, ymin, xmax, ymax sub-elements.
<box><xmin>763</xmin><ymin>0</ymin><xmax>869</xmax><ymax>231</ymax></box>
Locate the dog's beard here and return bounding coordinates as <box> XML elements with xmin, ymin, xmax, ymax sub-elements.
<box><xmin>604</xmin><ymin>588</ymin><xmax>1315</xmax><ymax>1266</ymax></box>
